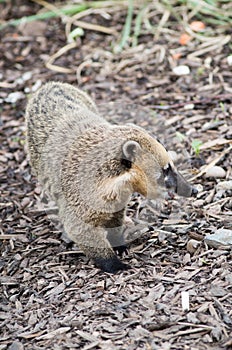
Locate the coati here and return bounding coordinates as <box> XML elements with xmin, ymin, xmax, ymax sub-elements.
<box><xmin>25</xmin><ymin>81</ymin><xmax>197</xmax><ymax>273</ymax></box>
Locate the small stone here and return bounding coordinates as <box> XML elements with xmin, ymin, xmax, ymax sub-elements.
<box><xmin>225</xmin><ymin>274</ymin><xmax>232</xmax><ymax>284</ymax></box>
<box><xmin>186</xmin><ymin>312</ymin><xmax>200</xmax><ymax>324</ymax></box>
<box><xmin>21</xmin><ymin>197</ymin><xmax>30</xmax><ymax>208</ymax></box>
<box><xmin>184</xmin><ymin>103</ymin><xmax>194</xmax><ymax>110</ymax></box>
<box><xmin>22</xmin><ymin>71</ymin><xmax>32</xmax><ymax>81</ymax></box>
<box><xmin>195</xmin><ymin>184</ymin><xmax>204</xmax><ymax>193</ymax></box>
<box><xmin>216</xmin><ymin>181</ymin><xmax>232</xmax><ymax>191</ymax></box>
<box><xmin>210</xmin><ymin>285</ymin><xmax>227</xmax><ymax>297</ymax></box>
<box><xmin>173</xmin><ymin>65</ymin><xmax>190</xmax><ymax>75</ymax></box>
<box><xmin>193</xmin><ymin>199</ymin><xmax>204</xmax><ymax>207</ymax></box>
<box><xmin>168</xmin><ymin>150</ymin><xmax>178</xmax><ymax>162</ymax></box>
<box><xmin>8</xmin><ymin>341</ymin><xmax>24</xmax><ymax>350</ymax></box>
<box><xmin>187</xmin><ymin>239</ymin><xmax>200</xmax><ymax>253</ymax></box>
<box><xmin>5</xmin><ymin>91</ymin><xmax>24</xmax><ymax>103</ymax></box>
<box><xmin>204</xmin><ymin>166</ymin><xmax>226</xmax><ymax>178</ymax></box>
<box><xmin>31</xmin><ymin>80</ymin><xmax>42</xmax><ymax>92</ymax></box>
<box><xmin>205</xmin><ymin>229</ymin><xmax>232</xmax><ymax>248</ymax></box>
<box><xmin>204</xmin><ymin>56</ymin><xmax>212</xmax><ymax>68</ymax></box>
<box><xmin>227</xmin><ymin>55</ymin><xmax>232</xmax><ymax>66</ymax></box>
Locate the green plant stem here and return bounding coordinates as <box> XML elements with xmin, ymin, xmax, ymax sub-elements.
<box><xmin>0</xmin><ymin>4</ymin><xmax>85</xmax><ymax>29</ymax></box>
<box><xmin>0</xmin><ymin>1</ymin><xmax>126</xmax><ymax>30</ymax></box>
<box><xmin>132</xmin><ymin>4</ymin><xmax>147</xmax><ymax>47</ymax></box>
<box><xmin>116</xmin><ymin>0</ymin><xmax>134</xmax><ymax>52</ymax></box>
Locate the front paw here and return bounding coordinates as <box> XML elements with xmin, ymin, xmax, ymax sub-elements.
<box><xmin>113</xmin><ymin>244</ymin><xmax>128</xmax><ymax>257</ymax></box>
<box><xmin>94</xmin><ymin>255</ymin><xmax>130</xmax><ymax>274</ymax></box>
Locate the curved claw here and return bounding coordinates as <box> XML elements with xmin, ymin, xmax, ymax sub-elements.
<box><xmin>113</xmin><ymin>244</ymin><xmax>129</xmax><ymax>257</ymax></box>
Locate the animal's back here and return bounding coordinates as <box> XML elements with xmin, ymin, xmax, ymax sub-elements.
<box><xmin>25</xmin><ymin>81</ymin><xmax>108</xmax><ymax>173</ymax></box>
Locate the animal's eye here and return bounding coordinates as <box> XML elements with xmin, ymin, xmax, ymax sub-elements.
<box><xmin>121</xmin><ymin>158</ymin><xmax>132</xmax><ymax>169</ymax></box>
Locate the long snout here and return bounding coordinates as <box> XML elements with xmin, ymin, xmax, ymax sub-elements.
<box><xmin>176</xmin><ymin>171</ymin><xmax>196</xmax><ymax>197</ymax></box>
<box><xmin>164</xmin><ymin>164</ymin><xmax>197</xmax><ymax>198</ymax></box>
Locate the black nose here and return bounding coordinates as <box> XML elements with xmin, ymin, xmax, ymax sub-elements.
<box><xmin>191</xmin><ymin>187</ymin><xmax>198</xmax><ymax>196</ymax></box>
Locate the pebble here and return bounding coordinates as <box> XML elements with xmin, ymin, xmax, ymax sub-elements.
<box><xmin>32</xmin><ymin>80</ymin><xmax>42</xmax><ymax>92</ymax></box>
<box><xmin>186</xmin><ymin>312</ymin><xmax>200</xmax><ymax>324</ymax></box>
<box><xmin>194</xmin><ymin>184</ymin><xmax>204</xmax><ymax>193</ymax></box>
<box><xmin>187</xmin><ymin>239</ymin><xmax>201</xmax><ymax>253</ymax></box>
<box><xmin>193</xmin><ymin>199</ymin><xmax>204</xmax><ymax>207</ymax></box>
<box><xmin>8</xmin><ymin>341</ymin><xmax>24</xmax><ymax>350</ymax></box>
<box><xmin>204</xmin><ymin>166</ymin><xmax>226</xmax><ymax>178</ymax></box>
<box><xmin>225</xmin><ymin>274</ymin><xmax>232</xmax><ymax>284</ymax></box>
<box><xmin>24</xmin><ymin>80</ymin><xmax>42</xmax><ymax>93</ymax></box>
<box><xmin>21</xmin><ymin>197</ymin><xmax>31</xmax><ymax>209</ymax></box>
<box><xmin>205</xmin><ymin>228</ymin><xmax>232</xmax><ymax>248</ymax></box>
<box><xmin>184</xmin><ymin>103</ymin><xmax>194</xmax><ymax>110</ymax></box>
<box><xmin>216</xmin><ymin>180</ymin><xmax>232</xmax><ymax>191</ymax></box>
<box><xmin>227</xmin><ymin>55</ymin><xmax>232</xmax><ymax>66</ymax></box>
<box><xmin>210</xmin><ymin>285</ymin><xmax>227</xmax><ymax>297</ymax></box>
<box><xmin>168</xmin><ymin>150</ymin><xmax>178</xmax><ymax>162</ymax></box>
<box><xmin>5</xmin><ymin>91</ymin><xmax>24</xmax><ymax>103</ymax></box>
<box><xmin>15</xmin><ymin>71</ymin><xmax>32</xmax><ymax>85</ymax></box>
<box><xmin>173</xmin><ymin>65</ymin><xmax>190</xmax><ymax>75</ymax></box>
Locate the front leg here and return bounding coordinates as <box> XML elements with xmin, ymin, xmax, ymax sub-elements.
<box><xmin>94</xmin><ymin>254</ymin><xmax>129</xmax><ymax>273</ymax></box>
<box><xmin>66</xmin><ymin>222</ymin><xmax>128</xmax><ymax>273</ymax></box>
<box><xmin>107</xmin><ymin>226</ymin><xmax>128</xmax><ymax>257</ymax></box>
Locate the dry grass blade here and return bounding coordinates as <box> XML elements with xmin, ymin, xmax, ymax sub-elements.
<box><xmin>188</xmin><ymin>35</ymin><xmax>231</xmax><ymax>59</ymax></box>
<box><xmin>0</xmin><ymin>234</ymin><xmax>25</xmax><ymax>239</ymax></box>
<box><xmin>65</xmin><ymin>7</ymin><xmax>117</xmax><ymax>39</ymax></box>
<box><xmin>32</xmin><ymin>0</ymin><xmax>69</xmax><ymax>22</ymax></box>
<box><xmin>71</xmin><ymin>19</ymin><xmax>116</xmax><ymax>35</ymax></box>
<box><xmin>154</xmin><ymin>9</ymin><xmax>171</xmax><ymax>39</ymax></box>
<box><xmin>45</xmin><ymin>42</ymin><xmax>77</xmax><ymax>73</ymax></box>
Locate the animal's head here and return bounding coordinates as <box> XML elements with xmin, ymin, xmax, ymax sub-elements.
<box><xmin>102</xmin><ymin>127</ymin><xmax>197</xmax><ymax>199</ymax></box>
<box><xmin>115</xmin><ymin>127</ymin><xmax>197</xmax><ymax>200</ymax></box>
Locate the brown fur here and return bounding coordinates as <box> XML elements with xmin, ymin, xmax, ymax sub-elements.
<box><xmin>25</xmin><ymin>81</ymin><xmax>194</xmax><ymax>273</ymax></box>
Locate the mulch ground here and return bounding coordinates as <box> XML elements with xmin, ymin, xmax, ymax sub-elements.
<box><xmin>0</xmin><ymin>2</ymin><xmax>232</xmax><ymax>349</ymax></box>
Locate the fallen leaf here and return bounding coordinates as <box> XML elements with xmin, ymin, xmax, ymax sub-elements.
<box><xmin>172</xmin><ymin>52</ymin><xmax>182</xmax><ymax>60</ymax></box>
<box><xmin>190</xmin><ymin>21</ymin><xmax>205</xmax><ymax>31</ymax></box>
<box><xmin>12</xmin><ymin>32</ymin><xmax>19</xmax><ymax>38</ymax></box>
<box><xmin>179</xmin><ymin>33</ymin><xmax>192</xmax><ymax>45</ymax></box>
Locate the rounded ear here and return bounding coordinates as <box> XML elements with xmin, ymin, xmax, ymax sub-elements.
<box><xmin>122</xmin><ymin>140</ymin><xmax>141</xmax><ymax>162</ymax></box>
